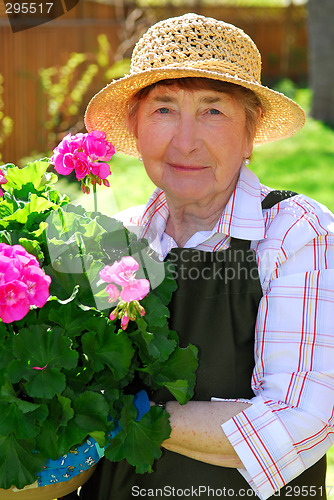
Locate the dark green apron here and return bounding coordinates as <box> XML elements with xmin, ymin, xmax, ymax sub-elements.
<box><xmin>79</xmin><ymin>191</ymin><xmax>327</xmax><ymax>499</ymax></box>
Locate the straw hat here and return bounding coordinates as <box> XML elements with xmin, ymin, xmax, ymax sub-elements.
<box><xmin>84</xmin><ymin>13</ymin><xmax>305</xmax><ymax>157</ymax></box>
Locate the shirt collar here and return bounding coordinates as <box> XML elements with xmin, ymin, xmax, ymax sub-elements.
<box><xmin>217</xmin><ymin>165</ymin><xmax>265</xmax><ymax>241</ymax></box>
<box><xmin>137</xmin><ymin>165</ymin><xmax>265</xmax><ymax>249</ymax></box>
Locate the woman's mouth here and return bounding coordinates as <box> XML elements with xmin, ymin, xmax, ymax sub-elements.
<box><xmin>169</xmin><ymin>163</ymin><xmax>208</xmax><ymax>172</ymax></box>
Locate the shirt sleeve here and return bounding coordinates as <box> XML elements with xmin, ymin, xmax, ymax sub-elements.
<box><xmin>222</xmin><ymin>197</ymin><xmax>334</xmax><ymax>499</ymax></box>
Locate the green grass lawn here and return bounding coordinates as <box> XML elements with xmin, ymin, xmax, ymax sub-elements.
<box><xmin>55</xmin><ymin>88</ymin><xmax>334</xmax><ymax>494</ymax></box>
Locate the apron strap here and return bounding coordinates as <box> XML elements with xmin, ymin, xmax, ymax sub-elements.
<box><xmin>261</xmin><ymin>189</ymin><xmax>298</xmax><ymax>210</ymax></box>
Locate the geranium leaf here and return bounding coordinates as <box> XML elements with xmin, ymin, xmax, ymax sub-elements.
<box><xmin>141</xmin><ymin>293</ymin><xmax>170</xmax><ymax>328</ymax></box>
<box><xmin>1</xmin><ymin>194</ymin><xmax>57</xmax><ymax>225</ymax></box>
<box><xmin>72</xmin><ymin>391</ymin><xmax>109</xmax><ymax>431</ymax></box>
<box><xmin>0</xmin><ymin>197</ymin><xmax>17</xmax><ymax>220</ymax></box>
<box><xmin>56</xmin><ymin>391</ymin><xmax>109</xmax><ymax>455</ymax></box>
<box><xmin>82</xmin><ymin>322</ymin><xmax>134</xmax><ymax>379</ymax></box>
<box><xmin>146</xmin><ymin>345</ymin><xmax>198</xmax><ymax>404</ymax></box>
<box><xmin>57</xmin><ymin>394</ymin><xmax>74</xmax><ymax>426</ymax></box>
<box><xmin>163</xmin><ymin>380</ymin><xmax>194</xmax><ymax>404</ymax></box>
<box><xmin>105</xmin><ymin>402</ymin><xmax>171</xmax><ymax>473</ymax></box>
<box><xmin>36</xmin><ymin>396</ymin><xmax>74</xmax><ymax>459</ymax></box>
<box><xmin>130</xmin><ymin>328</ymin><xmax>176</xmax><ymax>364</ymax></box>
<box><xmin>152</xmin><ymin>261</ymin><xmax>178</xmax><ymax>305</ymax></box>
<box><xmin>45</xmin><ymin>300</ymin><xmax>95</xmax><ymax>338</ymax></box>
<box><xmin>35</xmin><ymin>417</ymin><xmax>60</xmax><ymax>460</ymax></box>
<box><xmin>25</xmin><ymin>368</ymin><xmax>66</xmax><ymax>399</ymax></box>
<box><xmin>12</xmin><ymin>326</ymin><xmax>78</xmax><ymax>371</ymax></box>
<box><xmin>17</xmin><ymin>237</ymin><xmax>44</xmax><ymax>262</ymax></box>
<box><xmin>3</xmin><ymin>161</ymin><xmax>52</xmax><ymax>192</ymax></box>
<box><xmin>0</xmin><ymin>400</ymin><xmax>45</xmax><ymax>439</ymax></box>
<box><xmin>0</xmin><ymin>434</ymin><xmax>45</xmax><ymax>490</ymax></box>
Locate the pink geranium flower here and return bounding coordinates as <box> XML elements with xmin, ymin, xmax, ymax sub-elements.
<box><xmin>99</xmin><ymin>256</ymin><xmax>150</xmax><ymax>330</ymax></box>
<box><xmin>0</xmin><ymin>257</ymin><xmax>22</xmax><ymax>284</ymax></box>
<box><xmin>50</xmin><ymin>131</ymin><xmax>114</xmax><ymax>191</ymax></box>
<box><xmin>90</xmin><ymin>162</ymin><xmax>111</xmax><ymax>180</ymax></box>
<box><xmin>100</xmin><ymin>256</ymin><xmax>149</xmax><ymax>301</ymax></box>
<box><xmin>120</xmin><ymin>280</ymin><xmax>150</xmax><ymax>302</ymax></box>
<box><xmin>0</xmin><ymin>168</ymin><xmax>7</xmax><ymax>197</ymax></box>
<box><xmin>83</xmin><ymin>130</ymin><xmax>115</xmax><ymax>162</ymax></box>
<box><xmin>0</xmin><ymin>243</ymin><xmax>51</xmax><ymax>324</ymax></box>
<box><xmin>105</xmin><ymin>283</ymin><xmax>120</xmax><ymax>303</ymax></box>
<box><xmin>64</xmin><ymin>152</ymin><xmax>91</xmax><ymax>180</ymax></box>
<box><xmin>22</xmin><ymin>266</ymin><xmax>52</xmax><ymax>308</ymax></box>
<box><xmin>0</xmin><ymin>280</ymin><xmax>30</xmax><ymax>323</ymax></box>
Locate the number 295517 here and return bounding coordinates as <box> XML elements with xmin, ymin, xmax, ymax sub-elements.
<box><xmin>5</xmin><ymin>3</ymin><xmax>54</xmax><ymax>14</ymax></box>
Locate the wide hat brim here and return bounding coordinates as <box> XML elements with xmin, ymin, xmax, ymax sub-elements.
<box><xmin>84</xmin><ymin>66</ymin><xmax>306</xmax><ymax>158</ymax></box>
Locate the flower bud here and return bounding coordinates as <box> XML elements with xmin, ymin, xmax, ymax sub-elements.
<box><xmin>109</xmin><ymin>309</ymin><xmax>118</xmax><ymax>321</ymax></box>
<box><xmin>121</xmin><ymin>313</ymin><xmax>129</xmax><ymax>330</ymax></box>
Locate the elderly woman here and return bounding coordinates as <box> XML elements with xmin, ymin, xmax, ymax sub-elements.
<box><xmin>80</xmin><ymin>13</ymin><xmax>334</xmax><ymax>500</ymax></box>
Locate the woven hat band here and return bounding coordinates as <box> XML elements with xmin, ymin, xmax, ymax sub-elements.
<box><xmin>130</xmin><ymin>14</ymin><xmax>261</xmax><ymax>84</ymax></box>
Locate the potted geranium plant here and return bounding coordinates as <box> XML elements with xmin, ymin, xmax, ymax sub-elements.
<box><xmin>0</xmin><ymin>132</ymin><xmax>198</xmax><ymax>499</ymax></box>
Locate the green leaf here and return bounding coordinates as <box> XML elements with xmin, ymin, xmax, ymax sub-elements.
<box><xmin>12</xmin><ymin>326</ymin><xmax>78</xmax><ymax>371</ymax></box>
<box><xmin>0</xmin><ymin>197</ymin><xmax>17</xmax><ymax>220</ymax></box>
<box><xmin>7</xmin><ymin>326</ymin><xmax>78</xmax><ymax>399</ymax></box>
<box><xmin>72</xmin><ymin>391</ymin><xmax>108</xmax><ymax>431</ymax></box>
<box><xmin>0</xmin><ymin>194</ymin><xmax>57</xmax><ymax>225</ymax></box>
<box><xmin>56</xmin><ymin>391</ymin><xmax>109</xmax><ymax>455</ymax></box>
<box><xmin>142</xmin><ymin>293</ymin><xmax>170</xmax><ymax>328</ymax></box>
<box><xmin>130</xmin><ymin>327</ymin><xmax>176</xmax><ymax>364</ymax></box>
<box><xmin>89</xmin><ymin>430</ymin><xmax>106</xmax><ymax>448</ymax></box>
<box><xmin>45</xmin><ymin>300</ymin><xmax>94</xmax><ymax>338</ymax></box>
<box><xmin>0</xmin><ymin>400</ymin><xmax>46</xmax><ymax>439</ymax></box>
<box><xmin>152</xmin><ymin>261</ymin><xmax>178</xmax><ymax>305</ymax></box>
<box><xmin>35</xmin><ymin>417</ymin><xmax>60</xmax><ymax>460</ymax></box>
<box><xmin>57</xmin><ymin>394</ymin><xmax>74</xmax><ymax>426</ymax></box>
<box><xmin>0</xmin><ymin>434</ymin><xmax>46</xmax><ymax>490</ymax></box>
<box><xmin>18</xmin><ymin>237</ymin><xmax>44</xmax><ymax>262</ymax></box>
<box><xmin>25</xmin><ymin>368</ymin><xmax>66</xmax><ymax>399</ymax></box>
<box><xmin>82</xmin><ymin>320</ymin><xmax>134</xmax><ymax>379</ymax></box>
<box><xmin>3</xmin><ymin>161</ymin><xmax>52</xmax><ymax>192</ymax></box>
<box><xmin>163</xmin><ymin>380</ymin><xmax>194</xmax><ymax>404</ymax></box>
<box><xmin>36</xmin><ymin>395</ymin><xmax>74</xmax><ymax>459</ymax></box>
<box><xmin>144</xmin><ymin>345</ymin><xmax>198</xmax><ymax>404</ymax></box>
<box><xmin>105</xmin><ymin>400</ymin><xmax>171</xmax><ymax>474</ymax></box>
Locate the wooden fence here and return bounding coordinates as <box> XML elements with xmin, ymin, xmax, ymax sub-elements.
<box><xmin>0</xmin><ymin>2</ymin><xmax>308</xmax><ymax>165</ymax></box>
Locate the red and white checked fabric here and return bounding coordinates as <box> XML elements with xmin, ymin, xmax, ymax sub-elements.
<box><xmin>117</xmin><ymin>165</ymin><xmax>334</xmax><ymax>499</ymax></box>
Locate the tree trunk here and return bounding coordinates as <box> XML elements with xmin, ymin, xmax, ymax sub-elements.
<box><xmin>307</xmin><ymin>0</ymin><xmax>334</xmax><ymax>124</ymax></box>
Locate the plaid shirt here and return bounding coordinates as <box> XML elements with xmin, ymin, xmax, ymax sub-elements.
<box><xmin>117</xmin><ymin>165</ymin><xmax>334</xmax><ymax>499</ymax></box>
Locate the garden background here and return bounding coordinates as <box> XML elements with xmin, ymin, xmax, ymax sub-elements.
<box><xmin>0</xmin><ymin>0</ymin><xmax>333</xmax><ymax>495</ymax></box>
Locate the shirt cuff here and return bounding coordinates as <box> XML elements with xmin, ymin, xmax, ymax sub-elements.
<box><xmin>220</xmin><ymin>397</ymin><xmax>306</xmax><ymax>500</ymax></box>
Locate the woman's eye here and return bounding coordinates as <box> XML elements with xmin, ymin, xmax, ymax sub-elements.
<box><xmin>157</xmin><ymin>107</ymin><xmax>170</xmax><ymax>114</ymax></box>
<box><xmin>208</xmin><ymin>108</ymin><xmax>221</xmax><ymax>115</ymax></box>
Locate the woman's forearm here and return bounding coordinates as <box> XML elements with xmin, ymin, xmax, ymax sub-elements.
<box><xmin>161</xmin><ymin>400</ymin><xmax>251</xmax><ymax>468</ymax></box>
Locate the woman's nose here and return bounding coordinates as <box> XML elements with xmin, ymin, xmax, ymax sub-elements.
<box><xmin>170</xmin><ymin>113</ymin><xmax>201</xmax><ymax>156</ymax></box>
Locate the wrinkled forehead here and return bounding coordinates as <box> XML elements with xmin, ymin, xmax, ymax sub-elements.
<box><xmin>139</xmin><ymin>81</ymin><xmax>244</xmax><ymax>115</ymax></box>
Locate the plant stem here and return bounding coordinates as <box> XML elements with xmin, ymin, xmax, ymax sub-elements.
<box><xmin>93</xmin><ymin>183</ymin><xmax>97</xmax><ymax>212</ymax></box>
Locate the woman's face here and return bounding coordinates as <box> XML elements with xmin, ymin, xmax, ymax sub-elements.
<box><xmin>135</xmin><ymin>83</ymin><xmax>254</xmax><ymax>206</ymax></box>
